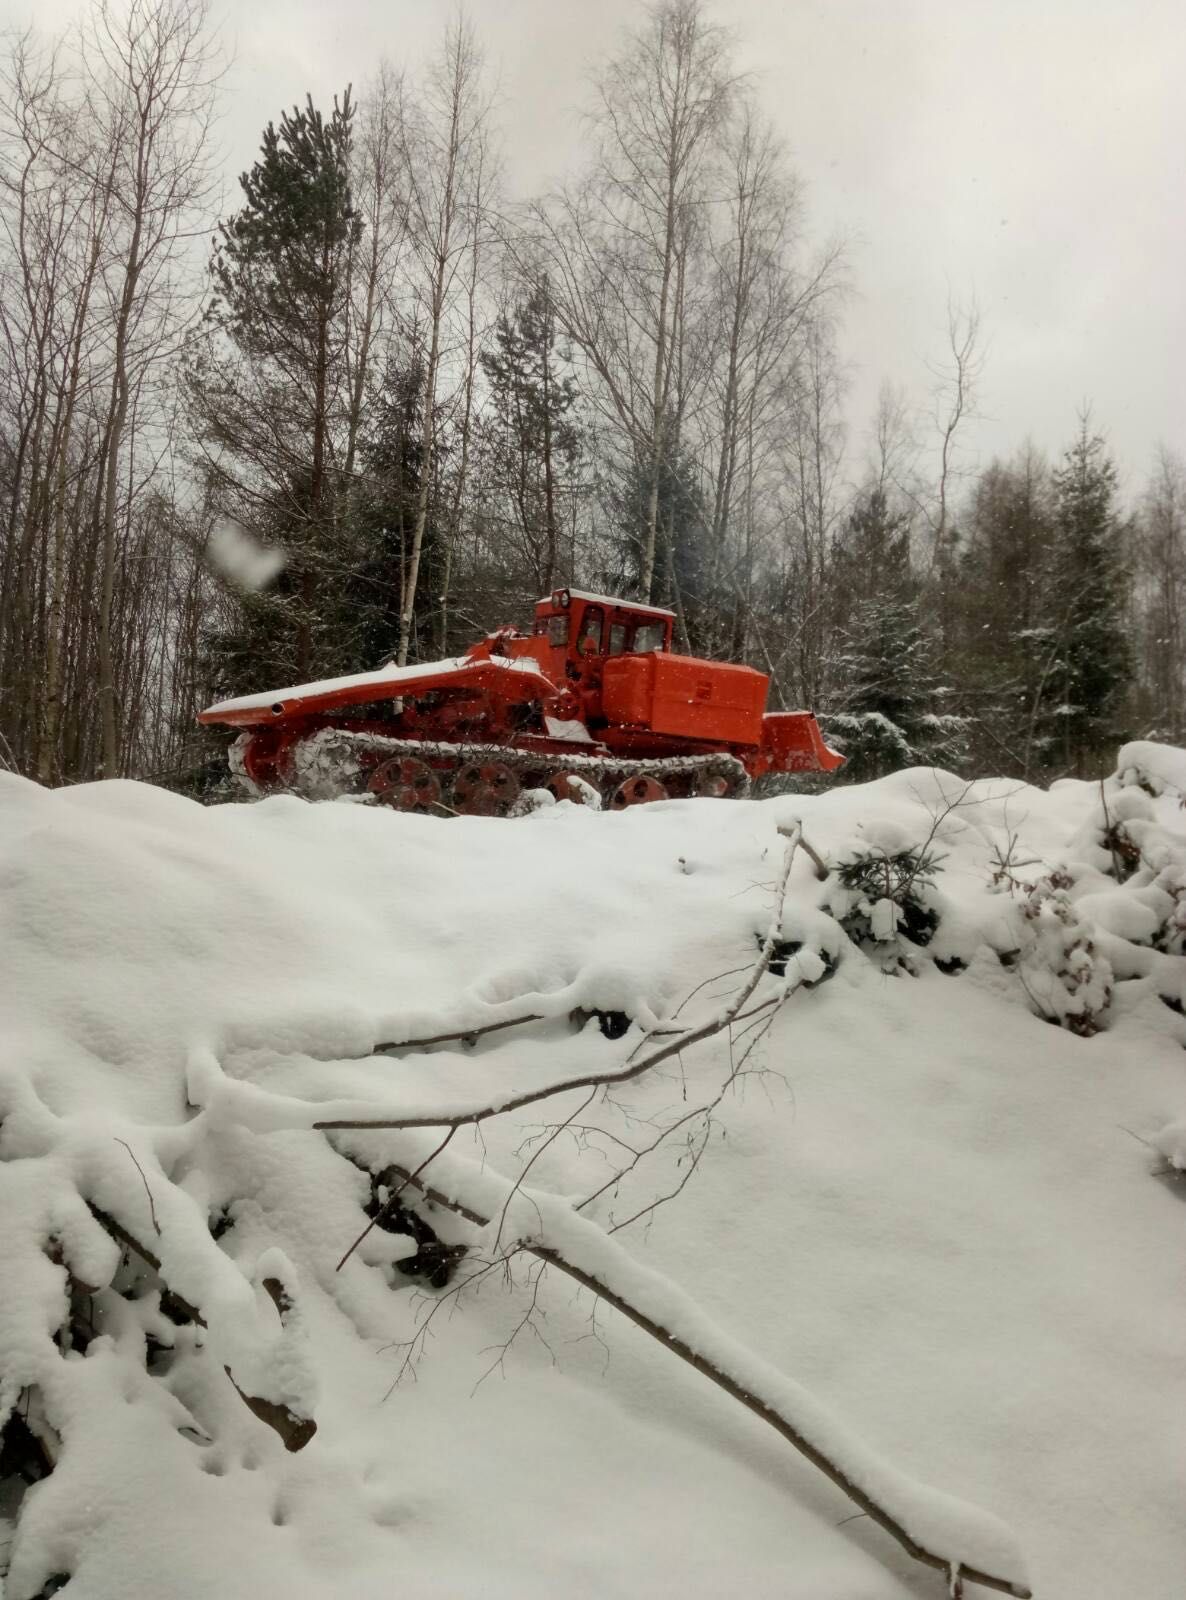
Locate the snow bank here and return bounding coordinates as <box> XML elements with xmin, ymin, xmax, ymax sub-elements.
<box><xmin>1115</xmin><ymin>738</ymin><xmax>1186</xmax><ymax>798</ymax></box>
<box><xmin>1</xmin><ymin>755</ymin><xmax>1184</xmax><ymax>1599</ymax></box>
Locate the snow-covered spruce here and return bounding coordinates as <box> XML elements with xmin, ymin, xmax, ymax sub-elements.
<box><xmin>823</xmin><ymin>829</ymin><xmax>946</xmax><ymax>972</ymax></box>
<box><xmin>1015</xmin><ymin>875</ymin><xmax>1114</xmax><ymax>1036</ymax></box>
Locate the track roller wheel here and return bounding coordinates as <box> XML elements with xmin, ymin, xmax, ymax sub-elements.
<box><xmin>545</xmin><ymin>771</ymin><xmax>601</xmax><ymax>807</ymax></box>
<box><xmin>452</xmin><ymin>760</ymin><xmax>521</xmax><ymax>817</ymax></box>
<box><xmin>609</xmin><ymin>775</ymin><xmax>669</xmax><ymax>809</ymax></box>
<box><xmin>368</xmin><ymin>756</ymin><xmax>442</xmax><ymax>812</ymax></box>
<box><xmin>236</xmin><ymin>728</ymin><xmax>294</xmax><ymax>791</ymax></box>
<box><xmin>696</xmin><ymin>769</ymin><xmax>731</xmax><ymax>798</ymax></box>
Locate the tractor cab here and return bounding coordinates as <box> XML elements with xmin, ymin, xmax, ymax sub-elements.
<box><xmin>524</xmin><ymin>587</ymin><xmax>770</xmax><ymax>748</ymax></box>
<box><xmin>530</xmin><ymin>588</ymin><xmax>674</xmax><ymax>685</ymax></box>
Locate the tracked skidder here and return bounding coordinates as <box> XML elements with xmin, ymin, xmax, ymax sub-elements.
<box><xmin>199</xmin><ymin>589</ymin><xmax>843</xmax><ymax>813</ymax></box>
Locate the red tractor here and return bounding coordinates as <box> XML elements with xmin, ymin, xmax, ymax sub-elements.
<box><xmin>199</xmin><ymin>588</ymin><xmax>842</xmax><ymax>813</ymax></box>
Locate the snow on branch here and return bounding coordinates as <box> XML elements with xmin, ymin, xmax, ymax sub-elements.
<box><xmin>86</xmin><ymin>1204</ymin><xmax>316</xmax><ymax>1452</ymax></box>
<box><xmin>291</xmin><ymin>829</ymin><xmax>1029</xmax><ymax>1597</ymax></box>
<box><xmin>382</xmin><ymin>1152</ymin><xmax>1031</xmax><ymax>1599</ymax></box>
<box><xmin>211</xmin><ymin>830</ymin><xmax>806</xmax><ymax>1138</ymax></box>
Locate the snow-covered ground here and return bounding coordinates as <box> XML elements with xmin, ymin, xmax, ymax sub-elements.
<box><xmin>1</xmin><ymin>753</ymin><xmax>1184</xmax><ymax>1599</ymax></box>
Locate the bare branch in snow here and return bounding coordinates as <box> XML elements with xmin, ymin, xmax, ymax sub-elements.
<box><xmin>87</xmin><ymin>1203</ymin><xmax>317</xmax><ymax>1453</ymax></box>
<box><xmin>315</xmin><ymin>828</ymin><xmax>803</xmax><ymax>1135</ymax></box>
<box><xmin>381</xmin><ymin>1158</ymin><xmax>1030</xmax><ymax>1599</ymax></box>
<box><xmin>335</xmin><ymin>1125</ymin><xmax>457</xmax><ymax>1271</ymax></box>
<box><xmin>371</xmin><ymin>1012</ymin><xmax>543</xmax><ymax>1055</ymax></box>
<box><xmin>113</xmin><ymin>1137</ymin><xmax>161</xmax><ymax>1236</ymax></box>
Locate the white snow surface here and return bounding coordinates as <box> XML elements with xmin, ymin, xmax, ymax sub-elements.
<box><xmin>1</xmin><ymin>755</ymin><xmax>1185</xmax><ymax>1598</ymax></box>
<box><xmin>1116</xmin><ymin>738</ymin><xmax>1186</xmax><ymax>798</ymax></box>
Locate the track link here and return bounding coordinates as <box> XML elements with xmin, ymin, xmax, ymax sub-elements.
<box><xmin>240</xmin><ymin>728</ymin><xmax>750</xmax><ymax>808</ymax></box>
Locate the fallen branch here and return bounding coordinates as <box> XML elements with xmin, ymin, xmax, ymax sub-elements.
<box><xmin>335</xmin><ymin>1126</ymin><xmax>457</xmax><ymax>1272</ymax></box>
<box><xmin>782</xmin><ymin>825</ymin><xmax>829</xmax><ymax>881</ymax></box>
<box><xmin>372</xmin><ymin>1013</ymin><xmax>543</xmax><ymax>1055</ymax></box>
<box><xmin>383</xmin><ymin>1163</ymin><xmax>1030</xmax><ymax>1600</ymax></box>
<box><xmin>87</xmin><ymin>1203</ymin><xmax>316</xmax><ymax>1452</ymax></box>
<box><xmin>222</xmin><ymin>1368</ymin><xmax>316</xmax><ymax>1453</ymax></box>
<box><xmin>315</xmin><ymin>831</ymin><xmax>802</xmax><ymax>1135</ymax></box>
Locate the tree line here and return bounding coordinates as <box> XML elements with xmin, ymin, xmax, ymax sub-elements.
<box><xmin>0</xmin><ymin>0</ymin><xmax>1180</xmax><ymax>794</ymax></box>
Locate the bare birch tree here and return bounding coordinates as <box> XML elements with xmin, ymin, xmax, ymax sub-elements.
<box><xmin>83</xmin><ymin>0</ymin><xmax>220</xmax><ymax>773</ymax></box>
<box><xmin>533</xmin><ymin>0</ymin><xmax>734</xmax><ymax>602</ymax></box>
<box><xmin>393</xmin><ymin>17</ymin><xmax>493</xmax><ymax>666</ymax></box>
<box><xmin>923</xmin><ymin>297</ymin><xmax>984</xmax><ymax>581</ymax></box>
<box><xmin>1138</xmin><ymin>446</ymin><xmax>1186</xmax><ymax>740</ymax></box>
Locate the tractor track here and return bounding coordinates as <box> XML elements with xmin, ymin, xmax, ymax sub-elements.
<box><xmin>234</xmin><ymin>728</ymin><xmax>751</xmax><ymax>810</ymax></box>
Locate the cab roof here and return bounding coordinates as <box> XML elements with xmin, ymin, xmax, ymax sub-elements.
<box><xmin>536</xmin><ymin>587</ymin><xmax>675</xmax><ymax>620</ymax></box>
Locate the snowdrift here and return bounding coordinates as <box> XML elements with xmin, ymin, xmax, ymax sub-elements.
<box><xmin>1</xmin><ymin>753</ymin><xmax>1184</xmax><ymax>1599</ymax></box>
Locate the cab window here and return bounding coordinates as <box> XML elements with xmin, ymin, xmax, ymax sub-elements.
<box><xmin>577</xmin><ymin>606</ymin><xmax>604</xmax><ymax>656</ymax></box>
<box><xmin>608</xmin><ymin>622</ymin><xmax>627</xmax><ymax>656</ymax></box>
<box><xmin>633</xmin><ymin>621</ymin><xmax>665</xmax><ymax>653</ymax></box>
<box><xmin>547</xmin><ymin>614</ymin><xmax>569</xmax><ymax>647</ymax></box>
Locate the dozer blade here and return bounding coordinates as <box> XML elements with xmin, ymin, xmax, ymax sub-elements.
<box><xmin>760</xmin><ymin>711</ymin><xmax>844</xmax><ymax>775</ymax></box>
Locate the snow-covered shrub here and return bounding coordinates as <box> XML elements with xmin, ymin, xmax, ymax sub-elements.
<box><xmin>762</xmin><ymin>905</ymin><xmax>844</xmax><ymax>985</ymax></box>
<box><xmin>1017</xmin><ymin>875</ymin><xmax>1113</xmax><ymax>1036</ymax></box>
<box><xmin>1114</xmin><ymin>740</ymin><xmax>1186</xmax><ymax>800</ymax></box>
<box><xmin>825</xmin><ymin>835</ymin><xmax>945</xmax><ymax>972</ymax></box>
<box><xmin>1151</xmin><ymin>867</ymin><xmax>1186</xmax><ymax>955</ymax></box>
<box><xmin>1066</xmin><ymin>785</ymin><xmax>1151</xmax><ymax>882</ymax></box>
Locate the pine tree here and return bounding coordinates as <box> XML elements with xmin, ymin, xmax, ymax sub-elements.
<box><xmin>824</xmin><ymin>488</ymin><xmax>966</xmax><ymax>782</ymax></box>
<box><xmin>189</xmin><ymin>90</ymin><xmax>362</xmax><ymax>689</ymax></box>
<box><xmin>1044</xmin><ymin>417</ymin><xmax>1134</xmax><ymax>773</ymax></box>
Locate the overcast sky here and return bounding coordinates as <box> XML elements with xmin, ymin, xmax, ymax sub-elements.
<box><xmin>20</xmin><ymin>0</ymin><xmax>1186</xmax><ymax>496</ymax></box>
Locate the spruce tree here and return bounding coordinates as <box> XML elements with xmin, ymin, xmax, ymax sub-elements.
<box><xmin>948</xmin><ymin>450</ymin><xmax>1058</xmax><ymax>775</ymax></box>
<box><xmin>1045</xmin><ymin>418</ymin><xmax>1133</xmax><ymax>772</ymax></box>
<box><xmin>340</xmin><ymin>351</ymin><xmax>432</xmax><ymax>670</ymax></box>
<box><xmin>824</xmin><ymin>488</ymin><xmax>966</xmax><ymax>782</ymax></box>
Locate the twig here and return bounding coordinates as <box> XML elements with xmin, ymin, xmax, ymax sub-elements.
<box><xmin>1098</xmin><ymin>778</ymin><xmax>1125</xmax><ymax>880</ymax></box>
<box><xmin>113</xmin><ymin>1138</ymin><xmax>161</xmax><ymax>1236</ymax></box>
<box><xmin>335</xmin><ymin>1125</ymin><xmax>457</xmax><ymax>1272</ymax></box>
<box><xmin>606</xmin><ymin>1006</ymin><xmax>781</xmax><ymax>1234</ymax></box>
<box><xmin>493</xmin><ymin>1088</ymin><xmax>597</xmax><ymax>1252</ymax></box>
<box><xmin>381</xmin><ymin>1251</ymin><xmax>510</xmax><ymax>1392</ymax></box>
<box><xmin>372</xmin><ymin>1012</ymin><xmax>543</xmax><ymax>1054</ymax></box>
<box><xmin>472</xmin><ymin>1256</ymin><xmax>554</xmax><ymax>1390</ymax></box>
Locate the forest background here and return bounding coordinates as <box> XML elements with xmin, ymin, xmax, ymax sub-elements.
<box><xmin>0</xmin><ymin>0</ymin><xmax>1180</xmax><ymax>794</ymax></box>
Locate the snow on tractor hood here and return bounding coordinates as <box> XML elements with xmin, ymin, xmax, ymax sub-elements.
<box><xmin>199</xmin><ymin>652</ymin><xmax>551</xmax><ymax>727</ymax></box>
